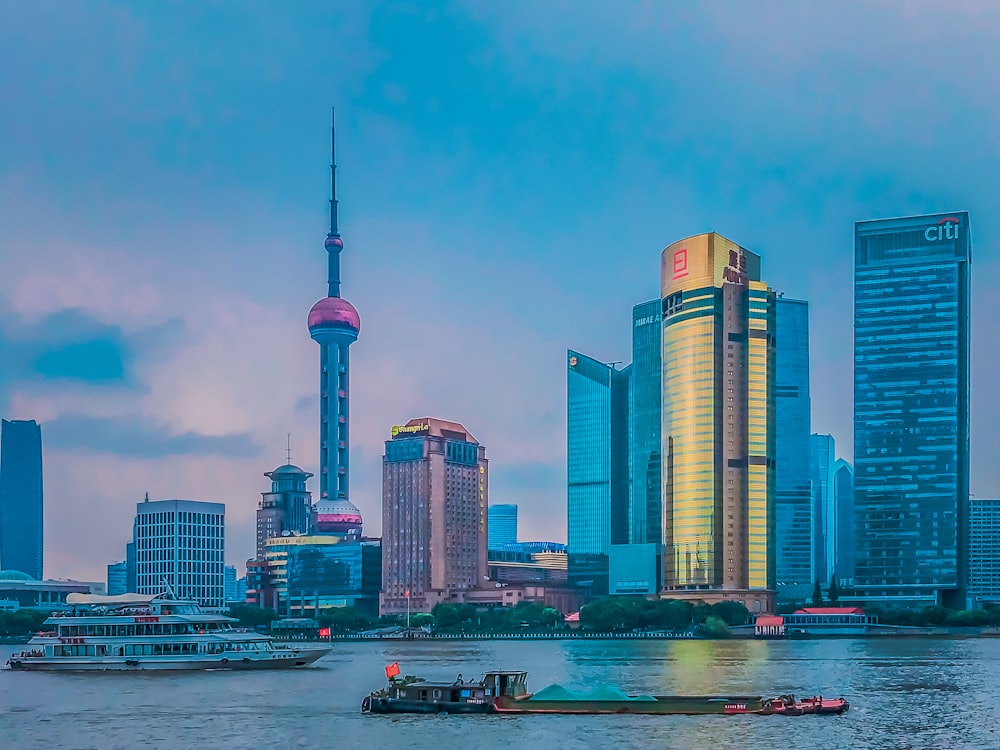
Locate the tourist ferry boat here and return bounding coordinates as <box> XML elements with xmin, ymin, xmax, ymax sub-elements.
<box><xmin>362</xmin><ymin>667</ymin><xmax>850</xmax><ymax>716</ymax></box>
<box><xmin>5</xmin><ymin>591</ymin><xmax>330</xmax><ymax>671</ymax></box>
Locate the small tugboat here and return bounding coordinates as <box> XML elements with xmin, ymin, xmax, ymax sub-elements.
<box><xmin>361</xmin><ymin>665</ymin><xmax>849</xmax><ymax>716</ymax></box>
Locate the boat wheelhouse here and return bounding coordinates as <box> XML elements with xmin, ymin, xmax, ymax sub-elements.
<box><xmin>5</xmin><ymin>591</ymin><xmax>330</xmax><ymax>671</ymax></box>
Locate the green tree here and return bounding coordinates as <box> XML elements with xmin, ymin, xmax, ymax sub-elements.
<box><xmin>410</xmin><ymin>613</ymin><xmax>435</xmax><ymax>628</ymax></box>
<box><xmin>827</xmin><ymin>579</ymin><xmax>840</xmax><ymax>604</ymax></box>
<box><xmin>648</xmin><ymin>599</ymin><xmax>694</xmax><ymax>632</ymax></box>
<box><xmin>541</xmin><ymin>607</ymin><xmax>563</xmax><ymax>627</ymax></box>
<box><xmin>318</xmin><ymin>606</ymin><xmax>376</xmax><ymax>633</ymax></box>
<box><xmin>431</xmin><ymin>602</ymin><xmax>475</xmax><ymax>630</ymax></box>
<box><xmin>946</xmin><ymin>609</ymin><xmax>990</xmax><ymax>627</ymax></box>
<box><xmin>227</xmin><ymin>604</ymin><xmax>277</xmax><ymax>629</ymax></box>
<box><xmin>580</xmin><ymin>597</ymin><xmax>627</xmax><ymax>631</ymax></box>
<box><xmin>710</xmin><ymin>601</ymin><xmax>750</xmax><ymax>626</ymax></box>
<box><xmin>918</xmin><ymin>605</ymin><xmax>950</xmax><ymax>626</ymax></box>
<box><xmin>696</xmin><ymin>615</ymin><xmax>731</xmax><ymax>639</ymax></box>
<box><xmin>811</xmin><ymin>579</ymin><xmax>824</xmax><ymax>606</ymax></box>
<box><xmin>0</xmin><ymin>609</ymin><xmax>48</xmax><ymax>637</ymax></box>
<box><xmin>691</xmin><ymin>603</ymin><xmax>713</xmax><ymax>625</ymax></box>
<box><xmin>511</xmin><ymin>601</ymin><xmax>546</xmax><ymax>628</ymax></box>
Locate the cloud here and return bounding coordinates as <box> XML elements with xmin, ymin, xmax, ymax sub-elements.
<box><xmin>0</xmin><ymin>2</ymin><xmax>998</xmax><ymax>580</ymax></box>
<box><xmin>44</xmin><ymin>414</ymin><xmax>261</xmax><ymax>459</ymax></box>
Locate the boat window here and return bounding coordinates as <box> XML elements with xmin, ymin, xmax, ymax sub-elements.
<box><xmin>418</xmin><ymin>690</ymin><xmax>428</xmax><ymax>701</ymax></box>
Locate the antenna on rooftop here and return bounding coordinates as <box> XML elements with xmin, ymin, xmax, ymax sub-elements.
<box><xmin>286</xmin><ymin>433</ymin><xmax>292</xmax><ymax>465</ymax></box>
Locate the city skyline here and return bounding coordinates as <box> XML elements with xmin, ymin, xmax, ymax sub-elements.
<box><xmin>2</xmin><ymin>4</ymin><xmax>999</xmax><ymax>581</ymax></box>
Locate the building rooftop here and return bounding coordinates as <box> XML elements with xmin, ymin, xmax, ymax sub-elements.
<box><xmin>0</xmin><ymin>569</ymin><xmax>35</xmax><ymax>582</ymax></box>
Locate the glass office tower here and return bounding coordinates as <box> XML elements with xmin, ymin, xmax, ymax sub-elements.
<box><xmin>567</xmin><ymin>351</ymin><xmax>630</xmax><ymax>596</ymax></box>
<box><xmin>0</xmin><ymin>419</ymin><xmax>44</xmax><ymax>579</ymax></box>
<box><xmin>487</xmin><ymin>504</ymin><xmax>518</xmax><ymax>548</ymax></box>
<box><xmin>660</xmin><ymin>233</ymin><xmax>776</xmax><ymax>608</ymax></box>
<box><xmin>810</xmin><ymin>433</ymin><xmax>836</xmax><ymax>583</ymax></box>
<box><xmin>774</xmin><ymin>298</ymin><xmax>812</xmax><ymax>587</ymax></box>
<box><xmin>833</xmin><ymin>458</ymin><xmax>855</xmax><ymax>583</ymax></box>
<box><xmin>629</xmin><ymin>299</ymin><xmax>662</xmax><ymax>546</ymax></box>
<box><xmin>854</xmin><ymin>212</ymin><xmax>971</xmax><ymax>608</ymax></box>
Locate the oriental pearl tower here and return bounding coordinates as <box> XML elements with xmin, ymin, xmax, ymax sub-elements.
<box><xmin>307</xmin><ymin>111</ymin><xmax>364</xmax><ymax>537</ymax></box>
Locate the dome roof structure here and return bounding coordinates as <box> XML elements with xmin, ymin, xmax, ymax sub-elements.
<box><xmin>268</xmin><ymin>463</ymin><xmax>309</xmax><ymax>476</ymax></box>
<box><xmin>0</xmin><ymin>569</ymin><xmax>36</xmax><ymax>582</ymax></box>
<box><xmin>308</xmin><ymin>296</ymin><xmax>360</xmax><ymax>334</ymax></box>
<box><xmin>314</xmin><ymin>496</ymin><xmax>363</xmax><ymax>535</ymax></box>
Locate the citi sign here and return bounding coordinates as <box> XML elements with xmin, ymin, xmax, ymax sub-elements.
<box><xmin>924</xmin><ymin>217</ymin><xmax>960</xmax><ymax>242</ymax></box>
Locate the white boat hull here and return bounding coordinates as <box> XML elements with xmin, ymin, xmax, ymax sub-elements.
<box><xmin>6</xmin><ymin>646</ymin><xmax>330</xmax><ymax>672</ymax></box>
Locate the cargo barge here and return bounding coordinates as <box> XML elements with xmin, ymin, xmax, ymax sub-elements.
<box><xmin>361</xmin><ymin>667</ymin><xmax>849</xmax><ymax>716</ymax></box>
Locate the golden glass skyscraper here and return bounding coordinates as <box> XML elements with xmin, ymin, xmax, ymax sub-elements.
<box><xmin>660</xmin><ymin>233</ymin><xmax>776</xmax><ymax>611</ymax></box>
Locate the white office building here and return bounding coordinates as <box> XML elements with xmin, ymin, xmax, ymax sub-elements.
<box><xmin>134</xmin><ymin>498</ymin><xmax>226</xmax><ymax>608</ymax></box>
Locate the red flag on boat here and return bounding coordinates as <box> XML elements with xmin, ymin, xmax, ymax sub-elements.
<box><xmin>385</xmin><ymin>662</ymin><xmax>401</xmax><ymax>679</ymax></box>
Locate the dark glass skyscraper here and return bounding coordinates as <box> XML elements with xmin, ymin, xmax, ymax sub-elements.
<box><xmin>629</xmin><ymin>299</ymin><xmax>662</xmax><ymax>546</ymax></box>
<box><xmin>774</xmin><ymin>298</ymin><xmax>812</xmax><ymax>587</ymax></box>
<box><xmin>0</xmin><ymin>419</ymin><xmax>43</xmax><ymax>579</ymax></box>
<box><xmin>567</xmin><ymin>351</ymin><xmax>629</xmax><ymax>596</ymax></box>
<box><xmin>810</xmin><ymin>433</ymin><xmax>835</xmax><ymax>583</ymax></box>
<box><xmin>854</xmin><ymin>211</ymin><xmax>971</xmax><ymax>607</ymax></box>
<box><xmin>833</xmin><ymin>458</ymin><xmax>855</xmax><ymax>583</ymax></box>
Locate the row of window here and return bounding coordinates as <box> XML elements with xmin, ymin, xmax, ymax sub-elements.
<box><xmin>59</xmin><ymin>622</ymin><xmax>228</xmax><ymax>637</ymax></box>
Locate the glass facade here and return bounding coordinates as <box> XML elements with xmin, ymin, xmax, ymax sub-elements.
<box><xmin>833</xmin><ymin>459</ymin><xmax>855</xmax><ymax>583</ymax></box>
<box><xmin>969</xmin><ymin>498</ymin><xmax>1000</xmax><ymax>606</ymax></box>
<box><xmin>134</xmin><ymin>499</ymin><xmax>226</xmax><ymax>608</ymax></box>
<box><xmin>629</xmin><ymin>299</ymin><xmax>662</xmax><ymax>547</ymax></box>
<box><xmin>810</xmin><ymin>434</ymin><xmax>835</xmax><ymax>583</ymax></box>
<box><xmin>567</xmin><ymin>350</ymin><xmax>629</xmax><ymax>595</ymax></box>
<box><xmin>660</xmin><ymin>233</ymin><xmax>775</xmax><ymax>593</ymax></box>
<box><xmin>774</xmin><ymin>299</ymin><xmax>812</xmax><ymax>586</ymax></box>
<box><xmin>487</xmin><ymin>504</ymin><xmax>518</xmax><ymax>548</ymax></box>
<box><xmin>854</xmin><ymin>212</ymin><xmax>971</xmax><ymax>607</ymax></box>
<box><xmin>0</xmin><ymin>419</ymin><xmax>43</xmax><ymax>579</ymax></box>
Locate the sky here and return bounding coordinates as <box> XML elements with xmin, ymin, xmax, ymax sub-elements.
<box><xmin>1</xmin><ymin>1</ymin><xmax>999</xmax><ymax>582</ymax></box>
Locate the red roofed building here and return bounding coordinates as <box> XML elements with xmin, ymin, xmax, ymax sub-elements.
<box><xmin>754</xmin><ymin>615</ymin><xmax>785</xmax><ymax>637</ymax></box>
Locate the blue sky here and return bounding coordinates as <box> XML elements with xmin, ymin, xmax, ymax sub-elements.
<box><xmin>1</xmin><ymin>1</ymin><xmax>998</xmax><ymax>581</ymax></box>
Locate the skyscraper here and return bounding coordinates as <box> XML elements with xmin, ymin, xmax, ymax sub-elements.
<box><xmin>567</xmin><ymin>351</ymin><xmax>630</xmax><ymax>596</ymax></box>
<box><xmin>832</xmin><ymin>458</ymin><xmax>855</xmax><ymax>583</ymax></box>
<box><xmin>380</xmin><ymin>418</ymin><xmax>488</xmax><ymax>615</ymax></box>
<box><xmin>488</xmin><ymin>504</ymin><xmax>518</xmax><ymax>548</ymax></box>
<box><xmin>308</xmin><ymin>112</ymin><xmax>363</xmax><ymax>533</ymax></box>
<box><xmin>854</xmin><ymin>212</ymin><xmax>971</xmax><ymax>608</ymax></box>
<box><xmin>660</xmin><ymin>233</ymin><xmax>776</xmax><ymax>612</ymax></box>
<box><xmin>629</xmin><ymin>299</ymin><xmax>662</xmax><ymax>546</ymax></box>
<box><xmin>809</xmin><ymin>433</ymin><xmax>835</xmax><ymax>583</ymax></box>
<box><xmin>0</xmin><ymin>419</ymin><xmax>44</xmax><ymax>579</ymax></box>
<box><xmin>107</xmin><ymin>561</ymin><xmax>127</xmax><ymax>596</ymax></box>
<box><xmin>256</xmin><ymin>463</ymin><xmax>313</xmax><ymax>557</ymax></box>
<box><xmin>774</xmin><ymin>298</ymin><xmax>812</xmax><ymax>587</ymax></box>
<box><xmin>968</xmin><ymin>498</ymin><xmax>1000</xmax><ymax>607</ymax></box>
<box><xmin>134</xmin><ymin>497</ymin><xmax>226</xmax><ymax>608</ymax></box>
<box><xmin>224</xmin><ymin>565</ymin><xmax>238</xmax><ymax>603</ymax></box>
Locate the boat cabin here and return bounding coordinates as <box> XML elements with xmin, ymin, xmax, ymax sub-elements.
<box><xmin>384</xmin><ymin>671</ymin><xmax>527</xmax><ymax>706</ymax></box>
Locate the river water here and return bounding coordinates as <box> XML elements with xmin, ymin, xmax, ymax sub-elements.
<box><xmin>3</xmin><ymin>637</ymin><xmax>998</xmax><ymax>750</ymax></box>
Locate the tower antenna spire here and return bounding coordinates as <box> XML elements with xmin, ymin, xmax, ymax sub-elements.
<box><xmin>286</xmin><ymin>433</ymin><xmax>292</xmax><ymax>465</ymax></box>
<box><xmin>329</xmin><ymin>107</ymin><xmax>339</xmax><ymax>238</ymax></box>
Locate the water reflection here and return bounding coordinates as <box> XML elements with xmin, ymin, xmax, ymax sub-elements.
<box><xmin>3</xmin><ymin>638</ymin><xmax>998</xmax><ymax>750</ymax></box>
